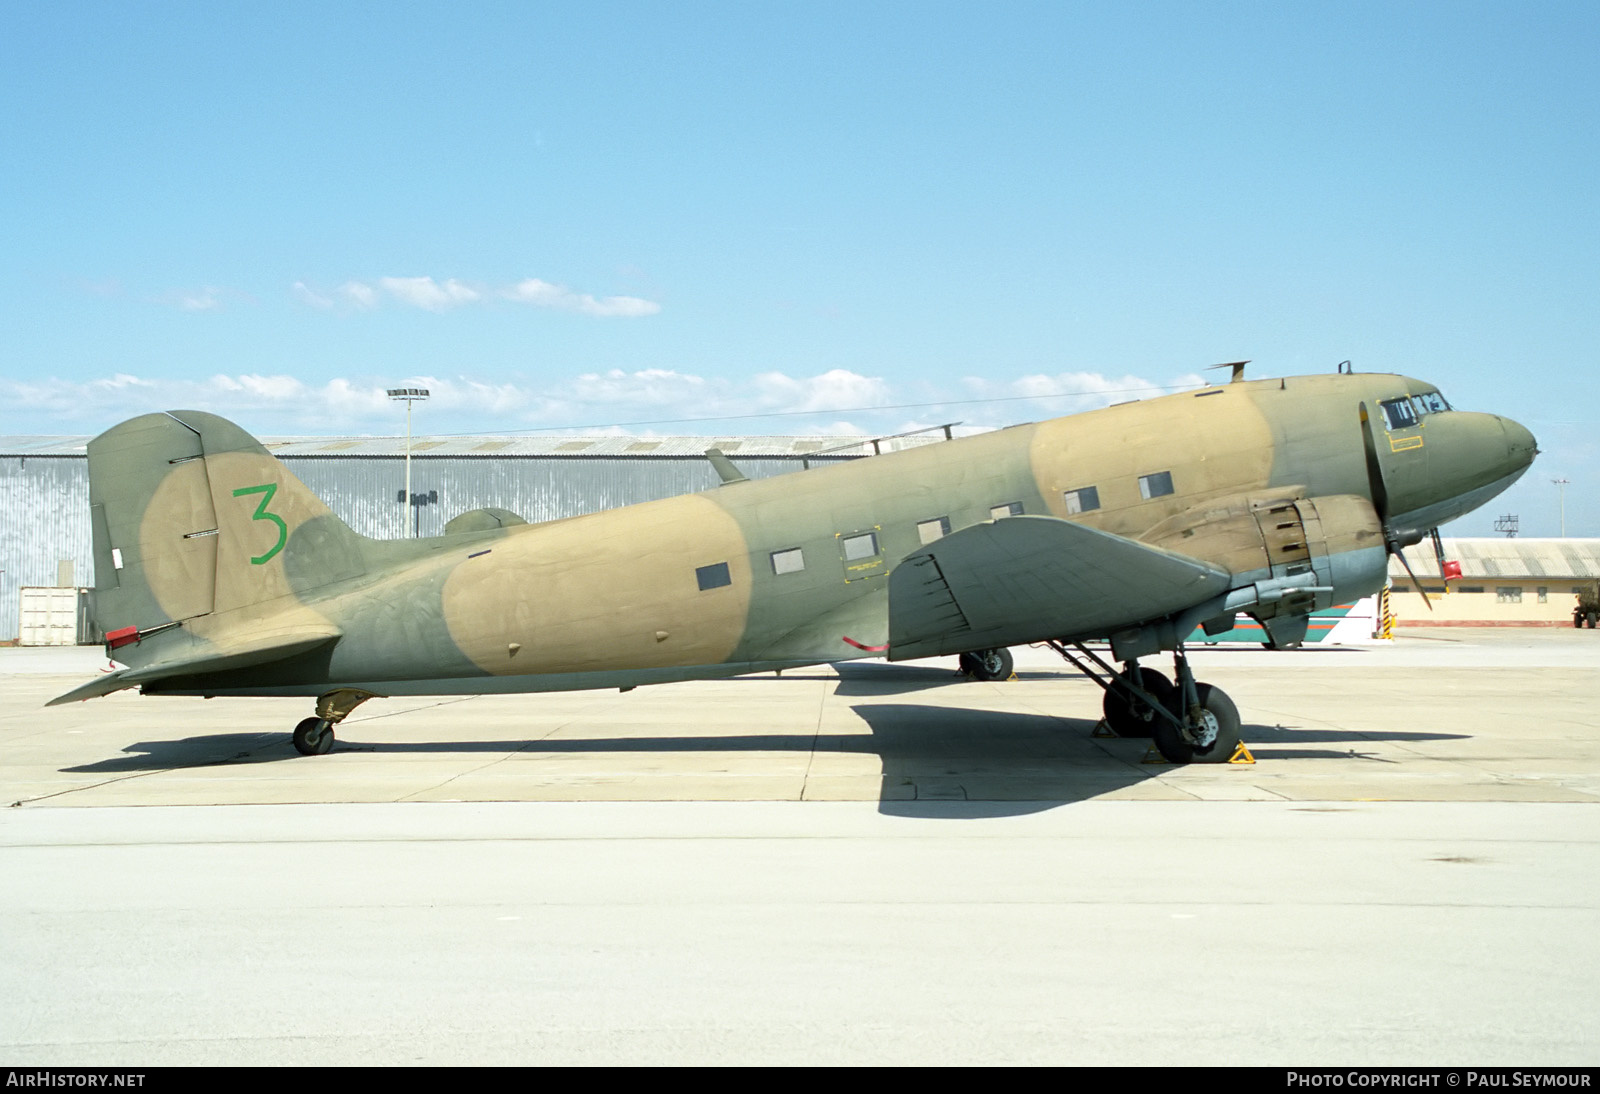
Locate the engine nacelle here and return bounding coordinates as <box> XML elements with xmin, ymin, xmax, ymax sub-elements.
<box><xmin>1141</xmin><ymin>491</ymin><xmax>1388</xmax><ymax>648</ymax></box>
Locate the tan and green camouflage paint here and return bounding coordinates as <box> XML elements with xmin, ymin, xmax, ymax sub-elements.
<box><xmin>75</xmin><ymin>372</ymin><xmax>1535</xmax><ymax>702</ymax></box>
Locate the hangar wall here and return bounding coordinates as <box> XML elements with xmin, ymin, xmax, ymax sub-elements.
<box><xmin>0</xmin><ymin>435</ymin><xmax>889</xmax><ymax>643</ymax></box>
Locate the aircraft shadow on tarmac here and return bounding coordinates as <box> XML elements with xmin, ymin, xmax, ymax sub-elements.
<box><xmin>63</xmin><ymin>683</ymin><xmax>1468</xmax><ymax>819</ymax></box>
<box><xmin>828</xmin><ymin>660</ymin><xmax>1083</xmax><ymax>696</ymax></box>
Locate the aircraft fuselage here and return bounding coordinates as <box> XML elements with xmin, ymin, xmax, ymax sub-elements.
<box><xmin>112</xmin><ymin>371</ymin><xmax>1533</xmax><ymax>700</ymax></box>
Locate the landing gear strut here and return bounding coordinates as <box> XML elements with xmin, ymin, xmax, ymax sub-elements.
<box><xmin>1046</xmin><ymin>641</ymin><xmax>1244</xmax><ymax>764</ymax></box>
<box><xmin>291</xmin><ymin>688</ymin><xmax>379</xmax><ymax>756</ymax></box>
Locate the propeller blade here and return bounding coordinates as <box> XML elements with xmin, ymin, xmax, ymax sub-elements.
<box><xmin>1359</xmin><ymin>403</ymin><xmax>1391</xmax><ymax>523</ymax></box>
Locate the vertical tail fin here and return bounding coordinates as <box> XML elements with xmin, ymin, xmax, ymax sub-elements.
<box><xmin>90</xmin><ymin>410</ymin><xmax>366</xmax><ymax>642</ymax></box>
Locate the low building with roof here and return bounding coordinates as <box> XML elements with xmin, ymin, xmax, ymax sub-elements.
<box><xmin>1390</xmin><ymin>538</ymin><xmax>1600</xmax><ymax>625</ymax></box>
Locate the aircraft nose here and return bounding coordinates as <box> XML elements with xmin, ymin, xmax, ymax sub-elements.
<box><xmin>1500</xmin><ymin>416</ymin><xmax>1538</xmax><ymax>469</ymax></box>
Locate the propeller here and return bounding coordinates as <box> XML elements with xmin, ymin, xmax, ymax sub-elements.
<box><xmin>1360</xmin><ymin>402</ymin><xmax>1435</xmax><ymax>611</ymax></box>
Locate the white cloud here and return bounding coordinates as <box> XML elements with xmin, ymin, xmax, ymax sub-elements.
<box><xmin>291</xmin><ymin>280</ymin><xmax>381</xmax><ymax>312</ymax></box>
<box><xmin>291</xmin><ymin>282</ymin><xmax>334</xmax><ymax>310</ymax></box>
<box><xmin>340</xmin><ymin>281</ymin><xmax>380</xmax><ymax>309</ymax></box>
<box><xmin>378</xmin><ymin>276</ymin><xmax>480</xmax><ymax>312</ymax></box>
<box><xmin>959</xmin><ymin>369</ymin><xmax>1205</xmax><ymax>419</ymax></box>
<box><xmin>0</xmin><ymin>366</ymin><xmax>1197</xmax><ymax>444</ymax></box>
<box><xmin>750</xmin><ymin>368</ymin><xmax>892</xmax><ymax>413</ymax></box>
<box><xmin>502</xmin><ymin>278</ymin><xmax>661</xmax><ymax>317</ymax></box>
<box><xmin>154</xmin><ymin>286</ymin><xmax>234</xmax><ymax>312</ymax></box>
<box><xmin>290</xmin><ymin>275</ymin><xmax>661</xmax><ymax>317</ymax></box>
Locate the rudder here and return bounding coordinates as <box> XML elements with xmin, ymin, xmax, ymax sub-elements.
<box><xmin>90</xmin><ymin>410</ymin><xmax>366</xmax><ymax>642</ymax></box>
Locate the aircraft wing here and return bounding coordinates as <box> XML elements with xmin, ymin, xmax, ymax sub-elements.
<box><xmin>887</xmin><ymin>515</ymin><xmax>1230</xmax><ymax>660</ymax></box>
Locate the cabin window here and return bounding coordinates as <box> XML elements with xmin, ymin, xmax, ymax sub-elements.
<box><xmin>917</xmin><ymin>517</ymin><xmax>950</xmax><ymax>545</ymax></box>
<box><xmin>990</xmin><ymin>502</ymin><xmax>1023</xmax><ymax>520</ymax></box>
<box><xmin>1063</xmin><ymin>486</ymin><xmax>1100</xmax><ymax>514</ymax></box>
<box><xmin>1138</xmin><ymin>472</ymin><xmax>1174</xmax><ymax>500</ymax></box>
<box><xmin>695</xmin><ymin>562</ymin><xmax>732</xmax><ymax>590</ymax></box>
<box><xmin>1380</xmin><ymin>397</ymin><xmax>1419</xmax><ymax>431</ymax></box>
<box><xmin>1496</xmin><ymin>587</ymin><xmax>1522</xmax><ymax>604</ymax></box>
<box><xmin>770</xmin><ymin>548</ymin><xmax>805</xmax><ymax>575</ymax></box>
<box><xmin>842</xmin><ymin>532</ymin><xmax>879</xmax><ymax>561</ymax></box>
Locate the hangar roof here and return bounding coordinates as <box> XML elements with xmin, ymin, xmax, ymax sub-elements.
<box><xmin>1393</xmin><ymin>538</ymin><xmax>1600</xmax><ymax>581</ymax></box>
<box><xmin>0</xmin><ymin>433</ymin><xmax>946</xmax><ymax>459</ymax></box>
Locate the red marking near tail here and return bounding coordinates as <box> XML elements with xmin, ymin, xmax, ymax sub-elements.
<box><xmin>841</xmin><ymin>636</ymin><xmax>889</xmax><ymax>652</ymax></box>
<box><xmin>104</xmin><ymin>625</ymin><xmax>139</xmax><ymax>650</ymax></box>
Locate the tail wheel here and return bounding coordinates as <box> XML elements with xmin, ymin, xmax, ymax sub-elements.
<box><xmin>1151</xmin><ymin>683</ymin><xmax>1241</xmax><ymax>764</ymax></box>
<box><xmin>292</xmin><ymin>717</ymin><xmax>335</xmax><ymax>756</ymax></box>
<box><xmin>1102</xmin><ymin>668</ymin><xmax>1174</xmax><ymax>739</ymax></box>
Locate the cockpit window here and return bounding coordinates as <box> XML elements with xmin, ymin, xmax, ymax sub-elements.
<box><xmin>1380</xmin><ymin>397</ymin><xmax>1419</xmax><ymax>431</ymax></box>
<box><xmin>1412</xmin><ymin>390</ymin><xmax>1450</xmax><ymax>416</ymax></box>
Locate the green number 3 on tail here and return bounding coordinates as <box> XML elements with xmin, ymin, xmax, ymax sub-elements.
<box><xmin>232</xmin><ymin>483</ymin><xmax>288</xmax><ymax>564</ymax></box>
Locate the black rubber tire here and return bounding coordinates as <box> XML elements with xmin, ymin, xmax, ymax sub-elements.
<box><xmin>1187</xmin><ymin>683</ymin><xmax>1243</xmax><ymax>764</ymax></box>
<box><xmin>1151</xmin><ymin>682</ymin><xmax>1241</xmax><ymax>764</ymax></box>
<box><xmin>1102</xmin><ymin>668</ymin><xmax>1175</xmax><ymax>739</ymax></box>
<box><xmin>292</xmin><ymin>717</ymin><xmax>335</xmax><ymax>756</ymax></box>
<box><xmin>965</xmin><ymin>647</ymin><xmax>1014</xmax><ymax>681</ymax></box>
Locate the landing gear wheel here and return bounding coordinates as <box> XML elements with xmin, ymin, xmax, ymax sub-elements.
<box><xmin>1151</xmin><ymin>683</ymin><xmax>1241</xmax><ymax>764</ymax></box>
<box><xmin>1186</xmin><ymin>684</ymin><xmax>1243</xmax><ymax>764</ymax></box>
<box><xmin>292</xmin><ymin>717</ymin><xmax>335</xmax><ymax>756</ymax></box>
<box><xmin>961</xmin><ymin>647</ymin><xmax>1014</xmax><ymax>681</ymax></box>
<box><xmin>1102</xmin><ymin>669</ymin><xmax>1174</xmax><ymax>739</ymax></box>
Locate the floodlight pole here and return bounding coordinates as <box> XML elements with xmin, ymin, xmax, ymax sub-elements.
<box><xmin>387</xmin><ymin>388</ymin><xmax>431</xmax><ymax>537</ymax></box>
<box><xmin>1553</xmin><ymin>478</ymin><xmax>1570</xmax><ymax>537</ymax></box>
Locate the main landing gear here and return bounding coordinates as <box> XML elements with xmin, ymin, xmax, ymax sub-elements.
<box><xmin>291</xmin><ymin>688</ymin><xmax>379</xmax><ymax>756</ymax></box>
<box><xmin>959</xmin><ymin>647</ymin><xmax>1014</xmax><ymax>681</ymax></box>
<box><xmin>1046</xmin><ymin>641</ymin><xmax>1244</xmax><ymax>764</ymax></box>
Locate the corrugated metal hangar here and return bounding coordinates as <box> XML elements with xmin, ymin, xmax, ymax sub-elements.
<box><xmin>1391</xmin><ymin>538</ymin><xmax>1600</xmax><ymax>625</ymax></box>
<box><xmin>4</xmin><ymin>431</ymin><xmax>1597</xmax><ymax>641</ymax></box>
<box><xmin>0</xmin><ymin>431</ymin><xmax>937</xmax><ymax>643</ymax></box>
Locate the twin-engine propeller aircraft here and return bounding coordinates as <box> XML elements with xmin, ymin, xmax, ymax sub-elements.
<box><xmin>51</xmin><ymin>367</ymin><xmax>1536</xmax><ymax>763</ymax></box>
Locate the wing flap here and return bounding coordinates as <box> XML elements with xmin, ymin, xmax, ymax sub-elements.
<box><xmin>887</xmin><ymin>516</ymin><xmax>1229</xmax><ymax>660</ymax></box>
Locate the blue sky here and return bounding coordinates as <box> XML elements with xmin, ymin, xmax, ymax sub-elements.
<box><xmin>2</xmin><ymin>1</ymin><xmax>1595</xmax><ymax>533</ymax></box>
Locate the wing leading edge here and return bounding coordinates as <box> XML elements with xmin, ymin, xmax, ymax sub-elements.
<box><xmin>886</xmin><ymin>515</ymin><xmax>1230</xmax><ymax>660</ymax></box>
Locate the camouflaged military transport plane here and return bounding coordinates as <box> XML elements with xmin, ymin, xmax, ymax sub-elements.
<box><xmin>50</xmin><ymin>367</ymin><xmax>1536</xmax><ymax>764</ymax></box>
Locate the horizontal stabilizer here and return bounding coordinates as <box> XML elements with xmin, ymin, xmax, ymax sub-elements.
<box><xmin>887</xmin><ymin>515</ymin><xmax>1229</xmax><ymax>660</ymax></box>
<box><xmin>47</xmin><ymin>626</ymin><xmax>342</xmax><ymax>706</ymax></box>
